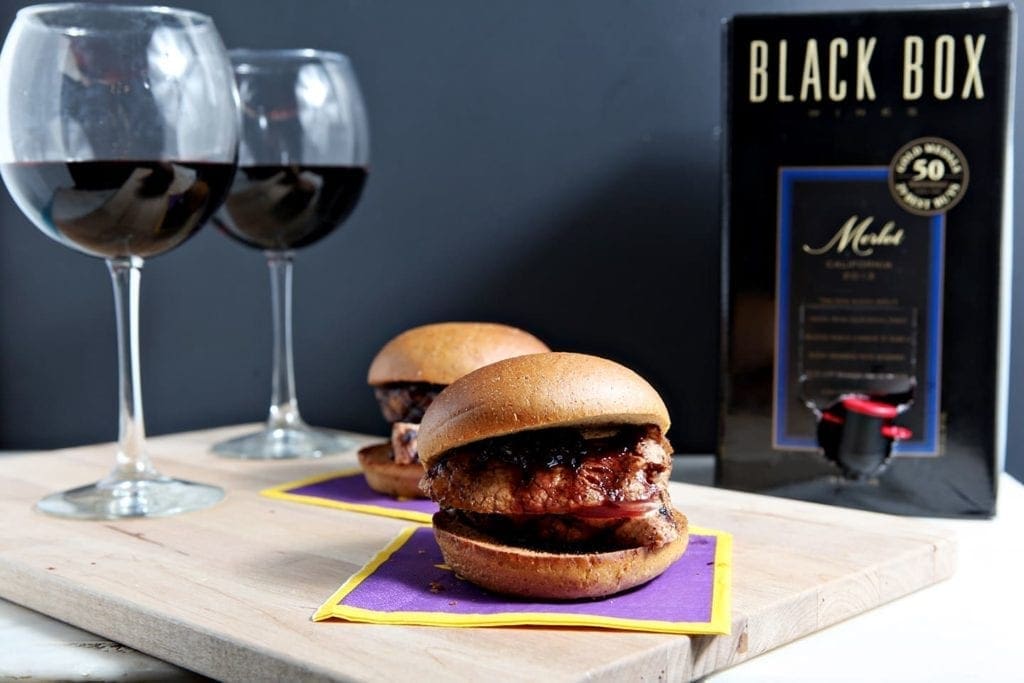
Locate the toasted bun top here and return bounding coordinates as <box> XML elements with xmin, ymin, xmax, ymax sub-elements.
<box><xmin>418</xmin><ymin>352</ymin><xmax>670</xmax><ymax>466</ymax></box>
<box><xmin>367</xmin><ymin>322</ymin><xmax>549</xmax><ymax>386</ymax></box>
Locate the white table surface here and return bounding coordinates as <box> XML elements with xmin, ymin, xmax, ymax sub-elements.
<box><xmin>2</xmin><ymin>459</ymin><xmax>1020</xmax><ymax>682</ymax></box>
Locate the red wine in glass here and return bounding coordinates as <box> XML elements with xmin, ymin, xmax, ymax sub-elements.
<box><xmin>214</xmin><ymin>164</ymin><xmax>367</xmax><ymax>251</ymax></box>
<box><xmin>3</xmin><ymin>161</ymin><xmax>234</xmax><ymax>258</ymax></box>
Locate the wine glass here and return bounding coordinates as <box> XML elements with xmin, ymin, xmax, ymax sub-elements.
<box><xmin>0</xmin><ymin>4</ymin><xmax>239</xmax><ymax>518</ymax></box>
<box><xmin>211</xmin><ymin>49</ymin><xmax>369</xmax><ymax>459</ymax></box>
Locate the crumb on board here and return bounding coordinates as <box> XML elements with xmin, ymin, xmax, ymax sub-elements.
<box><xmin>428</xmin><ymin>581</ymin><xmax>445</xmax><ymax>594</ymax></box>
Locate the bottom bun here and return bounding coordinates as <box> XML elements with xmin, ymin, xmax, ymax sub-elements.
<box><xmin>432</xmin><ymin>508</ymin><xmax>689</xmax><ymax>599</ymax></box>
<box><xmin>357</xmin><ymin>443</ymin><xmax>426</xmax><ymax>499</ymax></box>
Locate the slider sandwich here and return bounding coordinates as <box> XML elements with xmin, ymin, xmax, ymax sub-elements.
<box><xmin>418</xmin><ymin>352</ymin><xmax>688</xmax><ymax>599</ymax></box>
<box><xmin>359</xmin><ymin>322</ymin><xmax>549</xmax><ymax>497</ymax></box>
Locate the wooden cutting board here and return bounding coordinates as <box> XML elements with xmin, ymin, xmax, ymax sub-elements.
<box><xmin>0</xmin><ymin>425</ymin><xmax>955</xmax><ymax>681</ymax></box>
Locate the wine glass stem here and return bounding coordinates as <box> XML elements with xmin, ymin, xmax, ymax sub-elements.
<box><xmin>107</xmin><ymin>257</ymin><xmax>158</xmax><ymax>481</ymax></box>
<box><xmin>266</xmin><ymin>251</ymin><xmax>302</xmax><ymax>429</ymax></box>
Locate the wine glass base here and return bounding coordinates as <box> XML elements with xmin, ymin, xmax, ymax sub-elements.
<box><xmin>36</xmin><ymin>477</ymin><xmax>225</xmax><ymax>520</ymax></box>
<box><xmin>211</xmin><ymin>425</ymin><xmax>358</xmax><ymax>459</ymax></box>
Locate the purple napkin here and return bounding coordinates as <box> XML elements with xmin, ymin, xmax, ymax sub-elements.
<box><xmin>262</xmin><ymin>469</ymin><xmax>437</xmax><ymax>523</ymax></box>
<box><xmin>314</xmin><ymin>525</ymin><xmax>732</xmax><ymax>635</ymax></box>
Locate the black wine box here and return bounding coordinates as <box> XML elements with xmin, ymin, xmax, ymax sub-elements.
<box><xmin>719</xmin><ymin>5</ymin><xmax>1014</xmax><ymax>517</ymax></box>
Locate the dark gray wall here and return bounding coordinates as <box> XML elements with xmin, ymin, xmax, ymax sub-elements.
<box><xmin>1</xmin><ymin>1</ymin><xmax>1021</xmax><ymax>481</ymax></box>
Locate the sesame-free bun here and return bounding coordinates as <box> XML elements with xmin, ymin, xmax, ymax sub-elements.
<box><xmin>432</xmin><ymin>508</ymin><xmax>689</xmax><ymax>599</ymax></box>
<box><xmin>367</xmin><ymin>322</ymin><xmax>549</xmax><ymax>387</ymax></box>
<box><xmin>356</xmin><ymin>443</ymin><xmax>426</xmax><ymax>499</ymax></box>
<box><xmin>418</xmin><ymin>352</ymin><xmax>670</xmax><ymax>468</ymax></box>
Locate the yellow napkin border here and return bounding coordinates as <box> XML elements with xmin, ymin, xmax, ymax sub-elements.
<box><xmin>314</xmin><ymin>524</ymin><xmax>733</xmax><ymax>636</ymax></box>
<box><xmin>260</xmin><ymin>468</ymin><xmax>434</xmax><ymax>524</ymax></box>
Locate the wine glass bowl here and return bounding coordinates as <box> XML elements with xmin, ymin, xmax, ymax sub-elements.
<box><xmin>0</xmin><ymin>4</ymin><xmax>239</xmax><ymax>518</ymax></box>
<box><xmin>211</xmin><ymin>49</ymin><xmax>369</xmax><ymax>459</ymax></box>
<box><xmin>216</xmin><ymin>50</ymin><xmax>369</xmax><ymax>252</ymax></box>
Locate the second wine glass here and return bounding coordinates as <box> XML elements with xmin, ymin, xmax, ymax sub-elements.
<box><xmin>212</xmin><ymin>49</ymin><xmax>369</xmax><ymax>459</ymax></box>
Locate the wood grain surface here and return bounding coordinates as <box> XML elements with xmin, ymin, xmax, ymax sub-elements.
<box><xmin>0</xmin><ymin>426</ymin><xmax>956</xmax><ymax>681</ymax></box>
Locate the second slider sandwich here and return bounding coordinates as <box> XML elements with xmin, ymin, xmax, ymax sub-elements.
<box><xmin>418</xmin><ymin>352</ymin><xmax>689</xmax><ymax>599</ymax></box>
<box><xmin>360</xmin><ymin>322</ymin><xmax>549</xmax><ymax>497</ymax></box>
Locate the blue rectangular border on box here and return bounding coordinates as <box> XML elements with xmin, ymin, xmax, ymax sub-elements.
<box><xmin>772</xmin><ymin>167</ymin><xmax>943</xmax><ymax>456</ymax></box>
